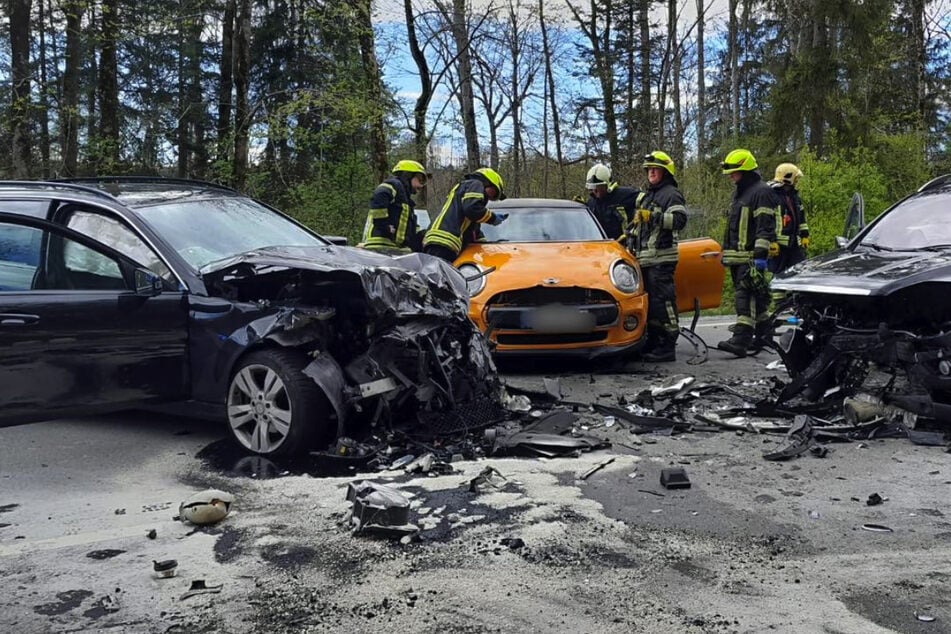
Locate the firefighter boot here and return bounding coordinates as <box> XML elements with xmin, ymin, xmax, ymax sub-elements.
<box><xmin>642</xmin><ymin>331</ymin><xmax>677</xmax><ymax>362</ymax></box>
<box><xmin>717</xmin><ymin>324</ymin><xmax>753</xmax><ymax>358</ymax></box>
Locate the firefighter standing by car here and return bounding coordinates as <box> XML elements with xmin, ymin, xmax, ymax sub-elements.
<box><xmin>717</xmin><ymin>149</ymin><xmax>780</xmax><ymax>357</ymax></box>
<box><xmin>583</xmin><ymin>163</ymin><xmax>640</xmax><ymax>240</ymax></box>
<box><xmin>422</xmin><ymin>167</ymin><xmax>508</xmax><ymax>262</ymax></box>
<box><xmin>768</xmin><ymin>163</ymin><xmax>810</xmax><ymax>308</ymax></box>
<box><xmin>362</xmin><ymin>159</ymin><xmax>429</xmax><ymax>253</ymax></box>
<box><xmin>631</xmin><ymin>151</ymin><xmax>688</xmax><ymax>362</ymax></box>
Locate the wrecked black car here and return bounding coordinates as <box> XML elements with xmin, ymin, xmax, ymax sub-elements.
<box><xmin>0</xmin><ymin>179</ymin><xmax>500</xmax><ymax>456</ymax></box>
<box><xmin>772</xmin><ymin>175</ymin><xmax>951</xmax><ymax>421</ymax></box>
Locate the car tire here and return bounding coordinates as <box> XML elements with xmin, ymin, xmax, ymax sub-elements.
<box><xmin>226</xmin><ymin>348</ymin><xmax>330</xmax><ymax>456</ymax></box>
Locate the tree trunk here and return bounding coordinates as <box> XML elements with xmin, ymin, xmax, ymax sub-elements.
<box><xmin>10</xmin><ymin>0</ymin><xmax>33</xmax><ymax>178</ymax></box>
<box><xmin>728</xmin><ymin>0</ymin><xmax>739</xmax><ymax>142</ymax></box>
<box><xmin>217</xmin><ymin>0</ymin><xmax>235</xmax><ymax>168</ymax></box>
<box><xmin>97</xmin><ymin>0</ymin><xmax>120</xmax><ymax>172</ymax></box>
<box><xmin>233</xmin><ymin>0</ymin><xmax>251</xmax><ymax>189</ymax></box>
<box><xmin>539</xmin><ymin>0</ymin><xmax>566</xmax><ymax>197</ymax></box>
<box><xmin>696</xmin><ymin>0</ymin><xmax>706</xmax><ymax>158</ymax></box>
<box><xmin>638</xmin><ymin>0</ymin><xmax>651</xmax><ymax>157</ymax></box>
<box><xmin>671</xmin><ymin>1</ymin><xmax>684</xmax><ymax>162</ymax></box>
<box><xmin>356</xmin><ymin>0</ymin><xmax>388</xmax><ymax>183</ymax></box>
<box><xmin>62</xmin><ymin>0</ymin><xmax>83</xmax><ymax>176</ymax></box>
<box><xmin>37</xmin><ymin>0</ymin><xmax>51</xmax><ymax>178</ymax></box>
<box><xmin>910</xmin><ymin>0</ymin><xmax>926</xmax><ymax>129</ymax></box>
<box><xmin>451</xmin><ymin>0</ymin><xmax>480</xmax><ymax>170</ymax></box>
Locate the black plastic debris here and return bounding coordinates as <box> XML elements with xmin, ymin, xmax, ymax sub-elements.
<box><xmin>488</xmin><ymin>427</ymin><xmax>606</xmax><ymax>458</ymax></box>
<box><xmin>763</xmin><ymin>415</ymin><xmax>815</xmax><ymax>461</ymax></box>
<box><xmin>499</xmin><ymin>537</ymin><xmax>525</xmax><ymax>550</ymax></box>
<box><xmin>866</xmin><ymin>493</ymin><xmax>884</xmax><ymax>506</ymax></box>
<box><xmin>860</xmin><ymin>523</ymin><xmax>894</xmax><ymax>533</ymax></box>
<box><xmin>146</xmin><ymin>529</ymin><xmax>157</xmax><ymax>540</ymax></box>
<box><xmin>153</xmin><ymin>559</ymin><xmax>178</xmax><ymax>578</ymax></box>
<box><xmin>347</xmin><ymin>481</ymin><xmax>417</xmax><ymax>537</ymax></box>
<box><xmin>180</xmin><ymin>579</ymin><xmax>223</xmax><ymax>600</ymax></box>
<box><xmin>906</xmin><ymin>429</ymin><xmax>947</xmax><ymax>446</ymax></box>
<box><xmin>660</xmin><ymin>467</ymin><xmax>691</xmax><ymax>489</ymax></box>
<box><xmin>809</xmin><ymin>445</ymin><xmax>829</xmax><ymax>458</ymax></box>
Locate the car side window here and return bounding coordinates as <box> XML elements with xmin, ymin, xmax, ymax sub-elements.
<box><xmin>0</xmin><ymin>221</ymin><xmax>125</xmax><ymax>291</ymax></box>
<box><xmin>63</xmin><ymin>209</ymin><xmax>174</xmax><ymax>282</ymax></box>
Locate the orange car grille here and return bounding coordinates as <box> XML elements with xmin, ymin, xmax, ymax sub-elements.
<box><xmin>491</xmin><ymin>286</ymin><xmax>614</xmax><ymax>305</ymax></box>
<box><xmin>485</xmin><ymin>286</ymin><xmax>619</xmax><ymax>333</ymax></box>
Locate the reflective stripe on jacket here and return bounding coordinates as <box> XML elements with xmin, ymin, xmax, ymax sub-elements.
<box><xmin>423</xmin><ymin>177</ymin><xmax>496</xmax><ymax>257</ymax></box>
<box><xmin>631</xmin><ymin>178</ymin><xmax>687</xmax><ymax>267</ymax></box>
<box><xmin>722</xmin><ymin>173</ymin><xmax>778</xmax><ymax>265</ymax></box>
<box><xmin>769</xmin><ymin>182</ymin><xmax>809</xmax><ymax>247</ymax></box>
<box><xmin>362</xmin><ymin>177</ymin><xmax>418</xmax><ymax>251</ymax></box>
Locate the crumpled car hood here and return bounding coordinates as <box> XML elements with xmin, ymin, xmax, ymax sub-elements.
<box><xmin>773</xmin><ymin>247</ymin><xmax>951</xmax><ymax>296</ymax></box>
<box><xmin>200</xmin><ymin>245</ymin><xmax>470</xmax><ymax>319</ymax></box>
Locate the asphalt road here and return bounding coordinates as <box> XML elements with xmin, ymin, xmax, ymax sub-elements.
<box><xmin>2</xmin><ymin>318</ymin><xmax>950</xmax><ymax>633</ymax></box>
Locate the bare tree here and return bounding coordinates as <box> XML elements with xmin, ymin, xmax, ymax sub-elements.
<box><xmin>539</xmin><ymin>0</ymin><xmax>567</xmax><ymax>196</ymax></box>
<box><xmin>433</xmin><ymin>0</ymin><xmax>481</xmax><ymax>170</ymax></box>
<box><xmin>696</xmin><ymin>0</ymin><xmax>706</xmax><ymax>157</ymax></box>
<box><xmin>217</xmin><ymin>0</ymin><xmax>235</xmax><ymax>167</ymax></box>
<box><xmin>356</xmin><ymin>0</ymin><xmax>389</xmax><ymax>182</ymax></box>
<box><xmin>10</xmin><ymin>0</ymin><xmax>33</xmax><ymax>177</ymax></box>
<box><xmin>61</xmin><ymin>0</ymin><xmax>83</xmax><ymax>176</ymax></box>
<box><xmin>97</xmin><ymin>0</ymin><xmax>120</xmax><ymax>172</ymax></box>
<box><xmin>233</xmin><ymin>0</ymin><xmax>251</xmax><ymax>189</ymax></box>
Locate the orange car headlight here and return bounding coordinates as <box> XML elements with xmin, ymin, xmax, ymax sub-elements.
<box><xmin>456</xmin><ymin>263</ymin><xmax>487</xmax><ymax>297</ymax></box>
<box><xmin>610</xmin><ymin>260</ymin><xmax>639</xmax><ymax>293</ymax></box>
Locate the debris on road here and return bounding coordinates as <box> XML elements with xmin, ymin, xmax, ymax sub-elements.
<box><xmin>866</xmin><ymin>493</ymin><xmax>885</xmax><ymax>506</ymax></box>
<box><xmin>347</xmin><ymin>481</ymin><xmax>418</xmax><ymax>538</ymax></box>
<box><xmin>153</xmin><ymin>559</ymin><xmax>178</xmax><ymax>578</ymax></box>
<box><xmin>464</xmin><ymin>466</ymin><xmax>508</xmax><ymax>493</ymax></box>
<box><xmin>660</xmin><ymin>467</ymin><xmax>691</xmax><ymax>489</ymax></box>
<box><xmin>580</xmin><ymin>457</ymin><xmax>615</xmax><ymax>480</ymax></box>
<box><xmin>860</xmin><ymin>523</ymin><xmax>894</xmax><ymax>533</ymax></box>
<box><xmin>179</xmin><ymin>489</ymin><xmax>234</xmax><ymax>526</ymax></box>
<box><xmin>180</xmin><ymin>579</ymin><xmax>224</xmax><ymax>600</ymax></box>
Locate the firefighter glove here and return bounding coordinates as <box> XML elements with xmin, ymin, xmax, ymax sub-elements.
<box><xmin>634</xmin><ymin>208</ymin><xmax>652</xmax><ymax>224</ymax></box>
<box><xmin>800</xmin><ymin>236</ymin><xmax>810</xmax><ymax>249</ymax></box>
<box><xmin>572</xmin><ymin>193</ymin><xmax>587</xmax><ymax>204</ymax></box>
<box><xmin>768</xmin><ymin>242</ymin><xmax>780</xmax><ymax>257</ymax></box>
<box><xmin>753</xmin><ymin>258</ymin><xmax>768</xmax><ymax>271</ymax></box>
<box><xmin>488</xmin><ymin>212</ymin><xmax>508</xmax><ymax>226</ymax></box>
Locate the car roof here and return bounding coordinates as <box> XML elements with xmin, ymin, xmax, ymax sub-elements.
<box><xmin>488</xmin><ymin>197</ymin><xmax>588</xmax><ymax>210</ymax></box>
<box><xmin>55</xmin><ymin>177</ymin><xmax>242</xmax><ymax>208</ymax></box>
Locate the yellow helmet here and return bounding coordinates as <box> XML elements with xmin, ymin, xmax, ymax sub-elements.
<box><xmin>774</xmin><ymin>163</ymin><xmax>803</xmax><ymax>186</ymax></box>
<box><xmin>392</xmin><ymin>159</ymin><xmax>427</xmax><ymax>175</ymax></box>
<box><xmin>474</xmin><ymin>167</ymin><xmax>505</xmax><ymax>198</ymax></box>
<box><xmin>585</xmin><ymin>163</ymin><xmax>612</xmax><ymax>189</ymax></box>
<box><xmin>642</xmin><ymin>151</ymin><xmax>676</xmax><ymax>176</ymax></box>
<box><xmin>721</xmin><ymin>149</ymin><xmax>758</xmax><ymax>174</ymax></box>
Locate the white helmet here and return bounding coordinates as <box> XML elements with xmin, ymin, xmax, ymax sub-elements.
<box><xmin>586</xmin><ymin>163</ymin><xmax>612</xmax><ymax>189</ymax></box>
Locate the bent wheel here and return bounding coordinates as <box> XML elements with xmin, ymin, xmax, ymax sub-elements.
<box><xmin>227</xmin><ymin>348</ymin><xmax>330</xmax><ymax>456</ymax></box>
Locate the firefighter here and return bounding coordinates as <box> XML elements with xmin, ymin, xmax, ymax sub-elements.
<box><xmin>362</xmin><ymin>159</ymin><xmax>429</xmax><ymax>253</ymax></box>
<box><xmin>717</xmin><ymin>149</ymin><xmax>780</xmax><ymax>357</ymax></box>
<box><xmin>423</xmin><ymin>167</ymin><xmax>507</xmax><ymax>262</ymax></box>
<box><xmin>632</xmin><ymin>151</ymin><xmax>688</xmax><ymax>362</ymax></box>
<box><xmin>768</xmin><ymin>162</ymin><xmax>810</xmax><ymax>273</ymax></box>
<box><xmin>584</xmin><ymin>163</ymin><xmax>640</xmax><ymax>240</ymax></box>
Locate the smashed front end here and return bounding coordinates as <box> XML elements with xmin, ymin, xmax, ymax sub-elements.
<box><xmin>775</xmin><ymin>282</ymin><xmax>951</xmax><ymax>422</ymax></box>
<box><xmin>196</xmin><ymin>246</ymin><xmax>503</xmax><ymax>445</ymax></box>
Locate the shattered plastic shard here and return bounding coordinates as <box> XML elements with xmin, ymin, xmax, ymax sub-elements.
<box><xmin>660</xmin><ymin>467</ymin><xmax>691</xmax><ymax>489</ymax></box>
<box><xmin>179</xmin><ymin>489</ymin><xmax>234</xmax><ymax>525</ymax></box>
<box><xmin>861</xmin><ymin>523</ymin><xmax>894</xmax><ymax>533</ymax></box>
<box><xmin>153</xmin><ymin>559</ymin><xmax>178</xmax><ymax>578</ymax></box>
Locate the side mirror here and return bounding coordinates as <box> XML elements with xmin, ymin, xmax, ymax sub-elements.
<box><xmin>134</xmin><ymin>267</ymin><xmax>163</xmax><ymax>297</ymax></box>
<box><xmin>843</xmin><ymin>192</ymin><xmax>865</xmax><ymax>240</ymax></box>
<box><xmin>835</xmin><ymin>236</ymin><xmax>849</xmax><ymax>248</ymax></box>
<box><xmin>324</xmin><ymin>235</ymin><xmax>349</xmax><ymax>246</ymax></box>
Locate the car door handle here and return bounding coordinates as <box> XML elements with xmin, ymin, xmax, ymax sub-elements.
<box><xmin>0</xmin><ymin>313</ymin><xmax>40</xmax><ymax>326</ymax></box>
<box><xmin>700</xmin><ymin>251</ymin><xmax>722</xmax><ymax>258</ymax></box>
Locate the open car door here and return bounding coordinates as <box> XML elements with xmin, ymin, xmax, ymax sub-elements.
<box><xmin>0</xmin><ymin>213</ymin><xmax>188</xmax><ymax>426</ymax></box>
<box><xmin>674</xmin><ymin>237</ymin><xmax>724</xmax><ymax>314</ymax></box>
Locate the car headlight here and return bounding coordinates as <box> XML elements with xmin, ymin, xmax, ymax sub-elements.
<box><xmin>456</xmin><ymin>263</ymin><xmax>487</xmax><ymax>297</ymax></box>
<box><xmin>610</xmin><ymin>260</ymin><xmax>639</xmax><ymax>293</ymax></box>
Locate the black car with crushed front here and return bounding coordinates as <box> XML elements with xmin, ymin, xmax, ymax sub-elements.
<box><xmin>772</xmin><ymin>175</ymin><xmax>951</xmax><ymax>421</ymax></box>
<box><xmin>0</xmin><ymin>178</ymin><xmax>501</xmax><ymax>456</ymax></box>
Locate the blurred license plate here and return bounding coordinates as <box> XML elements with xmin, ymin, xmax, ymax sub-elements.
<box><xmin>528</xmin><ymin>305</ymin><xmax>596</xmax><ymax>333</ymax></box>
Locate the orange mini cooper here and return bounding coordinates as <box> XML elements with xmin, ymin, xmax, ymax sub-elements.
<box><xmin>454</xmin><ymin>198</ymin><xmax>724</xmax><ymax>357</ymax></box>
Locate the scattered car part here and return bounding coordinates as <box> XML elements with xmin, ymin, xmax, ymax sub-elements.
<box><xmin>347</xmin><ymin>481</ymin><xmax>417</xmax><ymax>537</ymax></box>
<box><xmin>153</xmin><ymin>559</ymin><xmax>178</xmax><ymax>578</ymax></box>
<box><xmin>580</xmin><ymin>457</ymin><xmax>616</xmax><ymax>480</ymax></box>
<box><xmin>464</xmin><ymin>466</ymin><xmax>508</xmax><ymax>493</ymax></box>
<box><xmin>860</xmin><ymin>523</ymin><xmax>894</xmax><ymax>533</ymax></box>
<box><xmin>179</xmin><ymin>489</ymin><xmax>234</xmax><ymax>526</ymax></box>
<box><xmin>146</xmin><ymin>529</ymin><xmax>157</xmax><ymax>540</ymax></box>
<box><xmin>866</xmin><ymin>493</ymin><xmax>884</xmax><ymax>506</ymax></box>
<box><xmin>180</xmin><ymin>579</ymin><xmax>224</xmax><ymax>600</ymax></box>
<box><xmin>763</xmin><ymin>415</ymin><xmax>815</xmax><ymax>461</ymax></box>
<box><xmin>660</xmin><ymin>467</ymin><xmax>691</xmax><ymax>489</ymax></box>
<box><xmin>915</xmin><ymin>611</ymin><xmax>937</xmax><ymax>623</ymax></box>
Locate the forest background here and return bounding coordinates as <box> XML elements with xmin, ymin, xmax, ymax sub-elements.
<box><xmin>1</xmin><ymin>0</ymin><xmax>949</xmax><ymax>256</ymax></box>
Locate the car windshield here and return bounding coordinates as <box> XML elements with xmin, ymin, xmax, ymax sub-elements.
<box><xmin>133</xmin><ymin>197</ymin><xmax>327</xmax><ymax>269</ymax></box>
<box><xmin>479</xmin><ymin>206</ymin><xmax>606</xmax><ymax>242</ymax></box>
<box><xmin>859</xmin><ymin>191</ymin><xmax>951</xmax><ymax>251</ymax></box>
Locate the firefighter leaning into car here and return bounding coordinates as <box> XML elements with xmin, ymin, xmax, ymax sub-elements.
<box><xmin>717</xmin><ymin>149</ymin><xmax>780</xmax><ymax>358</ymax></box>
<box><xmin>630</xmin><ymin>151</ymin><xmax>688</xmax><ymax>363</ymax></box>
<box><xmin>583</xmin><ymin>163</ymin><xmax>640</xmax><ymax>240</ymax></box>
<box><xmin>362</xmin><ymin>159</ymin><xmax>428</xmax><ymax>253</ymax></box>
<box><xmin>422</xmin><ymin>167</ymin><xmax>508</xmax><ymax>263</ymax></box>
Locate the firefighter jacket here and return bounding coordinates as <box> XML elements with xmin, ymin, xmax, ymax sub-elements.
<box><xmin>362</xmin><ymin>176</ymin><xmax>419</xmax><ymax>251</ymax></box>
<box><xmin>722</xmin><ymin>172</ymin><xmax>778</xmax><ymax>265</ymax></box>
<box><xmin>769</xmin><ymin>182</ymin><xmax>810</xmax><ymax>247</ymax></box>
<box><xmin>586</xmin><ymin>183</ymin><xmax>640</xmax><ymax>240</ymax></box>
<box><xmin>631</xmin><ymin>176</ymin><xmax>687</xmax><ymax>267</ymax></box>
<box><xmin>423</xmin><ymin>176</ymin><xmax>502</xmax><ymax>257</ymax></box>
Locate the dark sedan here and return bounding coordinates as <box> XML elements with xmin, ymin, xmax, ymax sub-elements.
<box><xmin>772</xmin><ymin>174</ymin><xmax>951</xmax><ymax>419</ymax></box>
<box><xmin>0</xmin><ymin>179</ymin><xmax>500</xmax><ymax>456</ymax></box>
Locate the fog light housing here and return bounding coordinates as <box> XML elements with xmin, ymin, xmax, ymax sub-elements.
<box><xmin>623</xmin><ymin>315</ymin><xmax>639</xmax><ymax>331</ymax></box>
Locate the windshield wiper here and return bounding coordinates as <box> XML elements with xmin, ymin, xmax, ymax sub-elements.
<box><xmin>859</xmin><ymin>242</ymin><xmax>893</xmax><ymax>252</ymax></box>
<box><xmin>920</xmin><ymin>244</ymin><xmax>951</xmax><ymax>251</ymax></box>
